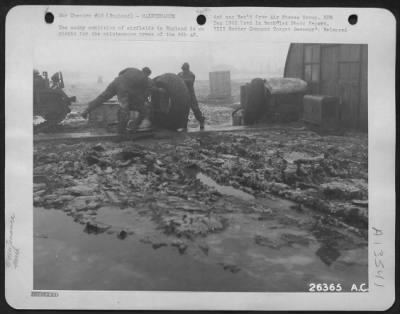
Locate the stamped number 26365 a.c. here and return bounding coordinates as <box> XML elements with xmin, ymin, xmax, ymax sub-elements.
<box><xmin>309</xmin><ymin>283</ymin><xmax>342</xmax><ymax>292</ymax></box>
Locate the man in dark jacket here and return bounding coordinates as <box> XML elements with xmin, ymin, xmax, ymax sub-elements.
<box><xmin>178</xmin><ymin>62</ymin><xmax>205</xmax><ymax>130</ymax></box>
<box><xmin>82</xmin><ymin>67</ymin><xmax>152</xmax><ymax>134</ymax></box>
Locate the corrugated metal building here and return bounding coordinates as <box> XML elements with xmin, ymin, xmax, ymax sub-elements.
<box><xmin>284</xmin><ymin>43</ymin><xmax>368</xmax><ymax>130</ymax></box>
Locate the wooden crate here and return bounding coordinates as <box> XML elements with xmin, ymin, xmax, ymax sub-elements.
<box><xmin>303</xmin><ymin>94</ymin><xmax>340</xmax><ymax>129</ymax></box>
<box><xmin>88</xmin><ymin>101</ymin><xmax>120</xmax><ymax>126</ymax></box>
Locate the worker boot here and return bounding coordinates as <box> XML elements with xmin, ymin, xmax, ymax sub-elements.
<box><xmin>117</xmin><ymin>108</ymin><xmax>130</xmax><ymax>135</ymax></box>
<box><xmin>199</xmin><ymin>117</ymin><xmax>205</xmax><ymax>130</ymax></box>
<box><xmin>126</xmin><ymin>119</ymin><xmax>141</xmax><ymax>134</ymax></box>
<box><xmin>179</xmin><ymin>121</ymin><xmax>188</xmax><ymax>132</ymax></box>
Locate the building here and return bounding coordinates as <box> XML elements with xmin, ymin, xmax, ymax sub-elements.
<box><xmin>284</xmin><ymin>44</ymin><xmax>368</xmax><ymax>130</ymax></box>
<box><xmin>208</xmin><ymin>71</ymin><xmax>232</xmax><ymax>103</ymax></box>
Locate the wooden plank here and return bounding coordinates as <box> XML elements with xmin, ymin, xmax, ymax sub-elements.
<box><xmin>33</xmin><ymin>125</ymin><xmax>287</xmax><ymax>144</ymax></box>
<box><xmin>34</xmin><ymin>131</ymin><xmax>154</xmax><ymax>144</ymax></box>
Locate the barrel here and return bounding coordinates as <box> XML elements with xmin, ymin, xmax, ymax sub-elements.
<box><xmin>243</xmin><ymin>78</ymin><xmax>269</xmax><ymax>125</ymax></box>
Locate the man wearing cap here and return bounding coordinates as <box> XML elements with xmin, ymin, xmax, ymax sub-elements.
<box><xmin>178</xmin><ymin>62</ymin><xmax>205</xmax><ymax>130</ymax></box>
<box><xmin>82</xmin><ymin>67</ymin><xmax>152</xmax><ymax>135</ymax></box>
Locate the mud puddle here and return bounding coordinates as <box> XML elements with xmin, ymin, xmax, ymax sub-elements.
<box><xmin>189</xmin><ymin>209</ymin><xmax>368</xmax><ymax>291</ymax></box>
<box><xmin>34</xmin><ymin>207</ymin><xmax>267</xmax><ymax>291</ymax></box>
<box><xmin>35</xmin><ymin>196</ymin><xmax>368</xmax><ymax>291</ymax></box>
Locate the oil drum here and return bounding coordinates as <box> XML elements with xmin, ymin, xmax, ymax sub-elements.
<box><xmin>243</xmin><ymin>78</ymin><xmax>269</xmax><ymax>124</ymax></box>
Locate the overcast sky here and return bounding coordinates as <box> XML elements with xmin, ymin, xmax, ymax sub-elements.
<box><xmin>34</xmin><ymin>40</ymin><xmax>290</xmax><ymax>82</ymax></box>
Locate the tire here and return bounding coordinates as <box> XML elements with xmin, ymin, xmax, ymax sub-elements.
<box><xmin>243</xmin><ymin>78</ymin><xmax>268</xmax><ymax>125</ymax></box>
<box><xmin>151</xmin><ymin>73</ymin><xmax>190</xmax><ymax>130</ymax></box>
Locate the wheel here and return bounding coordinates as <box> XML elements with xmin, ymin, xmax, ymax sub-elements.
<box><xmin>151</xmin><ymin>73</ymin><xmax>190</xmax><ymax>130</ymax></box>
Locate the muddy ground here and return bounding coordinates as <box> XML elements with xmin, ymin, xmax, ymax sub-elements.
<box><xmin>34</xmin><ymin>114</ymin><xmax>368</xmax><ymax>291</ymax></box>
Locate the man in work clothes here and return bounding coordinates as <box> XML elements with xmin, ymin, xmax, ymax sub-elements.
<box><xmin>178</xmin><ymin>62</ymin><xmax>205</xmax><ymax>130</ymax></box>
<box><xmin>82</xmin><ymin>67</ymin><xmax>151</xmax><ymax>134</ymax></box>
<box><xmin>141</xmin><ymin>66</ymin><xmax>160</xmax><ymax>104</ymax></box>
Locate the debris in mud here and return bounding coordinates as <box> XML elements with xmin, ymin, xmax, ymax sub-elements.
<box><xmin>339</xmin><ymin>205</ymin><xmax>368</xmax><ymax>228</ymax></box>
<box><xmin>289</xmin><ymin>203</ymin><xmax>304</xmax><ymax>212</ymax></box>
<box><xmin>254</xmin><ymin>234</ymin><xmax>280</xmax><ymax>249</ymax></box>
<box><xmin>117</xmin><ymin>230</ymin><xmax>128</xmax><ymax>240</ymax></box>
<box><xmin>198</xmin><ymin>242</ymin><xmax>209</xmax><ymax>255</ymax></box>
<box><xmin>256</xmin><ymin>208</ymin><xmax>274</xmax><ymax>220</ymax></box>
<box><xmin>277</xmin><ymin>214</ymin><xmax>301</xmax><ymax>226</ymax></box>
<box><xmin>152</xmin><ymin>242</ymin><xmax>168</xmax><ymax>250</ymax></box>
<box><xmin>315</xmin><ymin>245</ymin><xmax>341</xmax><ymax>266</ymax></box>
<box><xmin>139</xmin><ymin>237</ymin><xmax>153</xmax><ymax>245</ymax></box>
<box><xmin>161</xmin><ymin>213</ymin><xmax>227</xmax><ymax>238</ymax></box>
<box><xmin>280</xmin><ymin>233</ymin><xmax>312</xmax><ymax>247</ymax></box>
<box><xmin>283</xmin><ymin>164</ymin><xmax>299</xmax><ymax>185</ymax></box>
<box><xmin>34</xmin><ymin>183</ymin><xmax>47</xmax><ymax>191</ymax></box>
<box><xmin>321</xmin><ymin>181</ymin><xmax>363</xmax><ymax>200</ymax></box>
<box><xmin>116</xmin><ymin>149</ymin><xmax>144</xmax><ymax>161</ymax></box>
<box><xmin>351</xmin><ymin>199</ymin><xmax>368</xmax><ymax>207</ymax></box>
<box><xmin>85</xmin><ymin>152</ymin><xmax>111</xmax><ymax>168</ymax></box>
<box><xmin>92</xmin><ymin>143</ymin><xmax>106</xmax><ymax>152</ymax></box>
<box><xmin>218</xmin><ymin>262</ymin><xmax>241</xmax><ymax>274</ymax></box>
<box><xmin>171</xmin><ymin>239</ymin><xmax>188</xmax><ymax>254</ymax></box>
<box><xmin>68</xmin><ymin>198</ymin><xmax>88</xmax><ymax>211</ymax></box>
<box><xmin>64</xmin><ymin>196</ymin><xmax>103</xmax><ymax>212</ymax></box>
<box><xmin>311</xmin><ymin>216</ymin><xmax>367</xmax><ymax>250</ymax></box>
<box><xmin>33</xmin><ymin>175</ymin><xmax>48</xmax><ymax>184</ymax></box>
<box><xmin>196</xmin><ymin>172</ymin><xmax>255</xmax><ymax>200</ymax></box>
<box><xmin>34</xmin><ymin>127</ymin><xmax>368</xmax><ymax>249</ymax></box>
<box><xmin>84</xmin><ymin>221</ymin><xmax>110</xmax><ymax>234</ymax></box>
<box><xmin>104</xmin><ymin>191</ymin><xmax>120</xmax><ymax>203</ymax></box>
<box><xmin>85</xmin><ymin>154</ymin><xmax>101</xmax><ymax>166</ymax></box>
<box><xmin>254</xmin><ymin>232</ymin><xmax>312</xmax><ymax>249</ymax></box>
<box><xmin>37</xmin><ymin>153</ymin><xmax>59</xmax><ymax>164</ymax></box>
<box><xmin>67</xmin><ymin>185</ymin><xmax>96</xmax><ymax>196</ymax></box>
<box><xmin>34</xmin><ymin>115</ymin><xmax>46</xmax><ymax>126</ymax></box>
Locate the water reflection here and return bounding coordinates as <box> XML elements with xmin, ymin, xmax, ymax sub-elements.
<box><xmin>34</xmin><ymin>196</ymin><xmax>367</xmax><ymax>291</ymax></box>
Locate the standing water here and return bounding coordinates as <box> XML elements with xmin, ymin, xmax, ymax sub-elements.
<box><xmin>35</xmin><ymin>190</ymin><xmax>368</xmax><ymax>292</ymax></box>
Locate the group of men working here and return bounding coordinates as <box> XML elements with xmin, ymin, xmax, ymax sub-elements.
<box><xmin>81</xmin><ymin>62</ymin><xmax>205</xmax><ymax>135</ymax></box>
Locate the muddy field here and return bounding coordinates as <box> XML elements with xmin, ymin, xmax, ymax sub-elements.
<box><xmin>34</xmin><ymin>123</ymin><xmax>368</xmax><ymax>291</ymax></box>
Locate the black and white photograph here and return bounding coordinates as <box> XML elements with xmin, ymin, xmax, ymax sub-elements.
<box><xmin>5</xmin><ymin>5</ymin><xmax>396</xmax><ymax>311</ymax></box>
<box><xmin>33</xmin><ymin>41</ymin><xmax>369</xmax><ymax>292</ymax></box>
